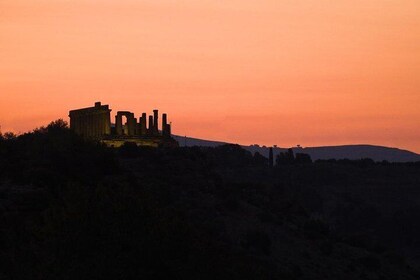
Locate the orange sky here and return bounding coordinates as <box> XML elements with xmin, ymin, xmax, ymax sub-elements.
<box><xmin>1</xmin><ymin>0</ymin><xmax>419</xmax><ymax>152</ymax></box>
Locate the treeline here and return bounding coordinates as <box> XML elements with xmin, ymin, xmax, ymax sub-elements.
<box><xmin>0</xmin><ymin>120</ymin><xmax>118</xmax><ymax>186</ymax></box>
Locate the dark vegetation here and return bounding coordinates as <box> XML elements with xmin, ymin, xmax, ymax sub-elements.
<box><xmin>1</xmin><ymin>120</ymin><xmax>420</xmax><ymax>279</ymax></box>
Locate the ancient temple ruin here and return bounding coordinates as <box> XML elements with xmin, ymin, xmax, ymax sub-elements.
<box><xmin>69</xmin><ymin>102</ymin><xmax>177</xmax><ymax>147</ymax></box>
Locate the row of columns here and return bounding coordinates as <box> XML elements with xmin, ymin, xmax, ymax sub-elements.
<box><xmin>115</xmin><ymin>109</ymin><xmax>171</xmax><ymax>137</ymax></box>
<box><xmin>69</xmin><ymin>106</ymin><xmax>111</xmax><ymax>139</ymax></box>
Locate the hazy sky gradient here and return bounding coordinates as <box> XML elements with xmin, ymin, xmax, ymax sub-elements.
<box><xmin>1</xmin><ymin>0</ymin><xmax>419</xmax><ymax>151</ymax></box>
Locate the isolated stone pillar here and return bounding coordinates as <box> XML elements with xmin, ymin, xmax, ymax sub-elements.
<box><xmin>162</xmin><ymin>113</ymin><xmax>168</xmax><ymax>137</ymax></box>
<box><xmin>153</xmin><ymin>110</ymin><xmax>159</xmax><ymax>134</ymax></box>
<box><xmin>269</xmin><ymin>147</ymin><xmax>274</xmax><ymax>168</ymax></box>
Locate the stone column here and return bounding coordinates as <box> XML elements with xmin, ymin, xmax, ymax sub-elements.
<box><xmin>88</xmin><ymin>114</ymin><xmax>92</xmax><ymax>137</ymax></box>
<box><xmin>140</xmin><ymin>116</ymin><xmax>144</xmax><ymax>135</ymax></box>
<box><xmin>127</xmin><ymin>113</ymin><xmax>136</xmax><ymax>136</ymax></box>
<box><xmin>116</xmin><ymin>114</ymin><xmax>123</xmax><ymax>135</ymax></box>
<box><xmin>153</xmin><ymin>110</ymin><xmax>159</xmax><ymax>134</ymax></box>
<box><xmin>92</xmin><ymin>114</ymin><xmax>96</xmax><ymax>137</ymax></box>
<box><xmin>93</xmin><ymin>113</ymin><xmax>97</xmax><ymax>137</ymax></box>
<box><xmin>148</xmin><ymin>115</ymin><xmax>154</xmax><ymax>135</ymax></box>
<box><xmin>162</xmin><ymin>113</ymin><xmax>168</xmax><ymax>137</ymax></box>
<box><xmin>106</xmin><ymin>109</ymin><xmax>111</xmax><ymax>135</ymax></box>
<box><xmin>141</xmin><ymin>113</ymin><xmax>147</xmax><ymax>135</ymax></box>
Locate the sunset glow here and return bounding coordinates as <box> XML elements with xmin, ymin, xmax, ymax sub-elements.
<box><xmin>1</xmin><ymin>0</ymin><xmax>419</xmax><ymax>151</ymax></box>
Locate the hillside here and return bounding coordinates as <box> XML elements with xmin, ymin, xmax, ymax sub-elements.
<box><xmin>1</xmin><ymin>123</ymin><xmax>420</xmax><ymax>279</ymax></box>
<box><xmin>173</xmin><ymin>135</ymin><xmax>420</xmax><ymax>162</ymax></box>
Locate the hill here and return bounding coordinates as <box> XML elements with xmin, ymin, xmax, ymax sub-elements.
<box><xmin>1</xmin><ymin>123</ymin><xmax>420</xmax><ymax>279</ymax></box>
<box><xmin>173</xmin><ymin>135</ymin><xmax>420</xmax><ymax>162</ymax></box>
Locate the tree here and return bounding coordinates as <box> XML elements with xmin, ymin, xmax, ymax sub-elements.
<box><xmin>295</xmin><ymin>153</ymin><xmax>312</xmax><ymax>164</ymax></box>
<box><xmin>276</xmin><ymin>148</ymin><xmax>295</xmax><ymax>165</ymax></box>
<box><xmin>47</xmin><ymin>119</ymin><xmax>68</xmax><ymax>132</ymax></box>
<box><xmin>3</xmin><ymin>131</ymin><xmax>17</xmax><ymax>140</ymax></box>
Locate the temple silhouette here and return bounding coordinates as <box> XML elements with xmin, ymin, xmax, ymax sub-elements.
<box><xmin>69</xmin><ymin>102</ymin><xmax>178</xmax><ymax>147</ymax></box>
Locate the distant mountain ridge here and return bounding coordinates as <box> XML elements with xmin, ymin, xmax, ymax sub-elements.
<box><xmin>173</xmin><ymin>135</ymin><xmax>420</xmax><ymax>162</ymax></box>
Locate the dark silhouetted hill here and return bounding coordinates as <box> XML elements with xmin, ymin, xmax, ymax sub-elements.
<box><xmin>173</xmin><ymin>135</ymin><xmax>228</xmax><ymax>147</ymax></box>
<box><xmin>173</xmin><ymin>135</ymin><xmax>420</xmax><ymax>162</ymax></box>
<box><xmin>1</xmin><ymin>123</ymin><xmax>420</xmax><ymax>279</ymax></box>
<box><xmin>293</xmin><ymin>145</ymin><xmax>420</xmax><ymax>162</ymax></box>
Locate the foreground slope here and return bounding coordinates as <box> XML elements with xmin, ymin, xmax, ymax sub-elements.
<box><xmin>1</xmin><ymin>123</ymin><xmax>420</xmax><ymax>279</ymax></box>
